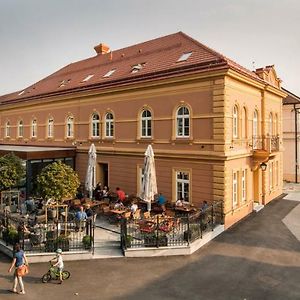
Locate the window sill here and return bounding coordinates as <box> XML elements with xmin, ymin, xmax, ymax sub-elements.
<box><xmin>136</xmin><ymin>138</ymin><xmax>154</xmax><ymax>143</ymax></box>
<box><xmin>171</xmin><ymin>138</ymin><xmax>193</xmax><ymax>144</ymax></box>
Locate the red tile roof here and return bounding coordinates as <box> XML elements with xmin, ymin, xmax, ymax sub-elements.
<box><xmin>0</xmin><ymin>32</ymin><xmax>268</xmax><ymax>105</ymax></box>
<box><xmin>282</xmin><ymin>88</ymin><xmax>300</xmax><ymax>105</ymax></box>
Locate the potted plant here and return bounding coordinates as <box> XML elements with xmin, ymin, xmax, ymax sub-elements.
<box><xmin>82</xmin><ymin>235</ymin><xmax>93</xmax><ymax>250</ymax></box>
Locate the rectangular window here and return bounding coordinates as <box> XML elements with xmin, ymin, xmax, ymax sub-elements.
<box><xmin>48</xmin><ymin>120</ymin><xmax>54</xmax><ymax>137</ymax></box>
<box><xmin>176</xmin><ymin>171</ymin><xmax>190</xmax><ymax>202</ymax></box>
<box><xmin>269</xmin><ymin>162</ymin><xmax>273</xmax><ymax>190</ymax></box>
<box><xmin>233</xmin><ymin>171</ymin><xmax>238</xmax><ymax>207</ymax></box>
<box><xmin>242</xmin><ymin>169</ymin><xmax>247</xmax><ymax>202</ymax></box>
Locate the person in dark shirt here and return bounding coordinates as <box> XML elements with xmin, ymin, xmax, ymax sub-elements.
<box><xmin>85</xmin><ymin>204</ymin><xmax>93</xmax><ymax>218</ymax></box>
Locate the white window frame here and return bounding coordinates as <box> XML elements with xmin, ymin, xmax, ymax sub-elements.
<box><xmin>91</xmin><ymin>113</ymin><xmax>100</xmax><ymax>138</ymax></box>
<box><xmin>5</xmin><ymin>121</ymin><xmax>10</xmax><ymax>137</ymax></box>
<box><xmin>233</xmin><ymin>105</ymin><xmax>239</xmax><ymax>139</ymax></box>
<box><xmin>176</xmin><ymin>171</ymin><xmax>190</xmax><ymax>202</ymax></box>
<box><xmin>105</xmin><ymin>113</ymin><xmax>114</xmax><ymax>138</ymax></box>
<box><xmin>176</xmin><ymin>107</ymin><xmax>190</xmax><ymax>138</ymax></box>
<box><xmin>242</xmin><ymin>169</ymin><xmax>247</xmax><ymax>202</ymax></box>
<box><xmin>233</xmin><ymin>171</ymin><xmax>238</xmax><ymax>208</ymax></box>
<box><xmin>66</xmin><ymin>116</ymin><xmax>74</xmax><ymax>138</ymax></box>
<box><xmin>18</xmin><ymin>120</ymin><xmax>24</xmax><ymax>138</ymax></box>
<box><xmin>141</xmin><ymin>110</ymin><xmax>152</xmax><ymax>138</ymax></box>
<box><xmin>31</xmin><ymin>119</ymin><xmax>37</xmax><ymax>138</ymax></box>
<box><xmin>47</xmin><ymin>118</ymin><xmax>54</xmax><ymax>138</ymax></box>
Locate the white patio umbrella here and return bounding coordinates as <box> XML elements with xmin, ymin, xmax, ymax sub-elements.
<box><xmin>140</xmin><ymin>145</ymin><xmax>158</xmax><ymax>212</ymax></box>
<box><xmin>85</xmin><ymin>143</ymin><xmax>97</xmax><ymax>199</ymax></box>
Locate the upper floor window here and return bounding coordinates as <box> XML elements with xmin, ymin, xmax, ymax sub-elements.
<box><xmin>233</xmin><ymin>105</ymin><xmax>239</xmax><ymax>139</ymax></box>
<box><xmin>274</xmin><ymin>114</ymin><xmax>278</xmax><ymax>135</ymax></box>
<box><xmin>141</xmin><ymin>110</ymin><xmax>152</xmax><ymax>138</ymax></box>
<box><xmin>242</xmin><ymin>107</ymin><xmax>247</xmax><ymax>139</ymax></box>
<box><xmin>18</xmin><ymin>120</ymin><xmax>24</xmax><ymax>137</ymax></box>
<box><xmin>5</xmin><ymin>121</ymin><xmax>10</xmax><ymax>137</ymax></box>
<box><xmin>66</xmin><ymin>116</ymin><xmax>74</xmax><ymax>138</ymax></box>
<box><xmin>253</xmin><ymin>110</ymin><xmax>258</xmax><ymax>137</ymax></box>
<box><xmin>31</xmin><ymin>119</ymin><xmax>37</xmax><ymax>138</ymax></box>
<box><xmin>269</xmin><ymin>113</ymin><xmax>273</xmax><ymax>136</ymax></box>
<box><xmin>105</xmin><ymin>113</ymin><xmax>114</xmax><ymax>138</ymax></box>
<box><xmin>47</xmin><ymin>118</ymin><xmax>54</xmax><ymax>138</ymax></box>
<box><xmin>176</xmin><ymin>106</ymin><xmax>190</xmax><ymax>137</ymax></box>
<box><xmin>91</xmin><ymin>113</ymin><xmax>100</xmax><ymax>138</ymax></box>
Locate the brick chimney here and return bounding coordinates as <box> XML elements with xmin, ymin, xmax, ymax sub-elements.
<box><xmin>94</xmin><ymin>43</ymin><xmax>110</xmax><ymax>55</ymax></box>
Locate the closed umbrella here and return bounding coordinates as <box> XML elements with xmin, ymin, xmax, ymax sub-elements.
<box><xmin>140</xmin><ymin>145</ymin><xmax>157</xmax><ymax>211</ymax></box>
<box><xmin>85</xmin><ymin>143</ymin><xmax>97</xmax><ymax>199</ymax></box>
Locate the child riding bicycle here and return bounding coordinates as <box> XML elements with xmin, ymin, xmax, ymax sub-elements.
<box><xmin>50</xmin><ymin>249</ymin><xmax>64</xmax><ymax>284</ymax></box>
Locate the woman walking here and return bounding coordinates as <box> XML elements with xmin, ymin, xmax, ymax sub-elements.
<box><xmin>8</xmin><ymin>243</ymin><xmax>28</xmax><ymax>294</ymax></box>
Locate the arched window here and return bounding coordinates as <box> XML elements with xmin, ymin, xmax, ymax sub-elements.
<box><xmin>18</xmin><ymin>120</ymin><xmax>24</xmax><ymax>137</ymax></box>
<box><xmin>269</xmin><ymin>113</ymin><xmax>273</xmax><ymax>136</ymax></box>
<box><xmin>274</xmin><ymin>113</ymin><xmax>278</xmax><ymax>135</ymax></box>
<box><xmin>105</xmin><ymin>113</ymin><xmax>114</xmax><ymax>138</ymax></box>
<box><xmin>31</xmin><ymin>119</ymin><xmax>37</xmax><ymax>138</ymax></box>
<box><xmin>176</xmin><ymin>106</ymin><xmax>190</xmax><ymax>137</ymax></box>
<box><xmin>91</xmin><ymin>113</ymin><xmax>100</xmax><ymax>138</ymax></box>
<box><xmin>5</xmin><ymin>121</ymin><xmax>10</xmax><ymax>137</ymax></box>
<box><xmin>66</xmin><ymin>116</ymin><xmax>74</xmax><ymax>138</ymax></box>
<box><xmin>253</xmin><ymin>110</ymin><xmax>258</xmax><ymax>137</ymax></box>
<box><xmin>47</xmin><ymin>118</ymin><xmax>54</xmax><ymax>138</ymax></box>
<box><xmin>233</xmin><ymin>105</ymin><xmax>239</xmax><ymax>138</ymax></box>
<box><xmin>242</xmin><ymin>107</ymin><xmax>247</xmax><ymax>139</ymax></box>
<box><xmin>141</xmin><ymin>110</ymin><xmax>152</xmax><ymax>138</ymax></box>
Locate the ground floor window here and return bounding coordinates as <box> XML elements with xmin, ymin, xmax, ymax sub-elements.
<box><xmin>232</xmin><ymin>171</ymin><xmax>238</xmax><ymax>208</ymax></box>
<box><xmin>242</xmin><ymin>169</ymin><xmax>247</xmax><ymax>202</ymax></box>
<box><xmin>176</xmin><ymin>171</ymin><xmax>190</xmax><ymax>202</ymax></box>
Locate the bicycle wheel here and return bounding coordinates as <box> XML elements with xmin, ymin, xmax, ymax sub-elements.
<box><xmin>42</xmin><ymin>273</ymin><xmax>51</xmax><ymax>283</ymax></box>
<box><xmin>62</xmin><ymin>270</ymin><xmax>70</xmax><ymax>280</ymax></box>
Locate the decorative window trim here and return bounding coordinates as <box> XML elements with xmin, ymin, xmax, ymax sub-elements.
<box><xmin>233</xmin><ymin>105</ymin><xmax>239</xmax><ymax>139</ymax></box>
<box><xmin>172</xmin><ymin>168</ymin><xmax>192</xmax><ymax>203</ymax></box>
<box><xmin>137</xmin><ymin>107</ymin><xmax>153</xmax><ymax>139</ymax></box>
<box><xmin>47</xmin><ymin>117</ymin><xmax>54</xmax><ymax>138</ymax></box>
<box><xmin>66</xmin><ymin>115</ymin><xmax>74</xmax><ymax>139</ymax></box>
<box><xmin>5</xmin><ymin>121</ymin><xmax>11</xmax><ymax>138</ymax></box>
<box><xmin>232</xmin><ymin>170</ymin><xmax>239</xmax><ymax>208</ymax></box>
<box><xmin>172</xmin><ymin>104</ymin><xmax>192</xmax><ymax>140</ymax></box>
<box><xmin>18</xmin><ymin>120</ymin><xmax>24</xmax><ymax>138</ymax></box>
<box><xmin>31</xmin><ymin>119</ymin><xmax>37</xmax><ymax>138</ymax></box>
<box><xmin>104</xmin><ymin>111</ymin><xmax>114</xmax><ymax>138</ymax></box>
<box><xmin>90</xmin><ymin>112</ymin><xmax>100</xmax><ymax>139</ymax></box>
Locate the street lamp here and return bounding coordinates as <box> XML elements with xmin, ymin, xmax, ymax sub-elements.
<box><xmin>260</xmin><ymin>162</ymin><xmax>267</xmax><ymax>171</ymax></box>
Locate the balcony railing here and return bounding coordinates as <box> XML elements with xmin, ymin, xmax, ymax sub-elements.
<box><xmin>252</xmin><ymin>135</ymin><xmax>280</xmax><ymax>152</ymax></box>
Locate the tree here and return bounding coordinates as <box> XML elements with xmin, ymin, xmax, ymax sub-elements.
<box><xmin>37</xmin><ymin>161</ymin><xmax>80</xmax><ymax>202</ymax></box>
<box><xmin>0</xmin><ymin>152</ymin><xmax>26</xmax><ymax>191</ymax></box>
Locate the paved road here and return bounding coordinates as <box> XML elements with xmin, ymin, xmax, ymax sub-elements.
<box><xmin>1</xmin><ymin>197</ymin><xmax>300</xmax><ymax>300</ymax></box>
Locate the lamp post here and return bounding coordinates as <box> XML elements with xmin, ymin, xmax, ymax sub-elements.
<box><xmin>260</xmin><ymin>162</ymin><xmax>267</xmax><ymax>205</ymax></box>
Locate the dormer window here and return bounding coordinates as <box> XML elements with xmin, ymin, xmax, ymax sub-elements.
<box><xmin>177</xmin><ymin>52</ymin><xmax>193</xmax><ymax>62</ymax></box>
<box><xmin>103</xmin><ymin>69</ymin><xmax>116</xmax><ymax>78</ymax></box>
<box><xmin>59</xmin><ymin>79</ymin><xmax>71</xmax><ymax>87</ymax></box>
<box><xmin>82</xmin><ymin>74</ymin><xmax>94</xmax><ymax>82</ymax></box>
<box><xmin>131</xmin><ymin>63</ymin><xmax>145</xmax><ymax>73</ymax></box>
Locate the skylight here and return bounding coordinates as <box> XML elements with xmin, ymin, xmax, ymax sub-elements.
<box><xmin>59</xmin><ymin>79</ymin><xmax>71</xmax><ymax>87</ymax></box>
<box><xmin>131</xmin><ymin>63</ymin><xmax>145</xmax><ymax>73</ymax></box>
<box><xmin>18</xmin><ymin>90</ymin><xmax>25</xmax><ymax>96</ymax></box>
<box><xmin>103</xmin><ymin>69</ymin><xmax>116</xmax><ymax>78</ymax></box>
<box><xmin>82</xmin><ymin>74</ymin><xmax>94</xmax><ymax>82</ymax></box>
<box><xmin>177</xmin><ymin>52</ymin><xmax>193</xmax><ymax>62</ymax></box>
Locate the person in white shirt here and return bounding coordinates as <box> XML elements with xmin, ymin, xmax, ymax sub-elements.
<box><xmin>51</xmin><ymin>249</ymin><xmax>64</xmax><ymax>284</ymax></box>
<box><xmin>130</xmin><ymin>202</ymin><xmax>138</xmax><ymax>214</ymax></box>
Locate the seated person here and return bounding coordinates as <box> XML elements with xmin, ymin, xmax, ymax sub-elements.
<box><xmin>102</xmin><ymin>186</ymin><xmax>109</xmax><ymax>198</ymax></box>
<box><xmin>156</xmin><ymin>193</ymin><xmax>166</xmax><ymax>213</ymax></box>
<box><xmin>116</xmin><ymin>187</ymin><xmax>126</xmax><ymax>202</ymax></box>
<box><xmin>75</xmin><ymin>206</ymin><xmax>88</xmax><ymax>231</ymax></box>
<box><xmin>130</xmin><ymin>202</ymin><xmax>138</xmax><ymax>214</ymax></box>
<box><xmin>175</xmin><ymin>198</ymin><xmax>184</xmax><ymax>207</ymax></box>
<box><xmin>114</xmin><ymin>200</ymin><xmax>124</xmax><ymax>210</ymax></box>
<box><xmin>85</xmin><ymin>204</ymin><xmax>93</xmax><ymax>218</ymax></box>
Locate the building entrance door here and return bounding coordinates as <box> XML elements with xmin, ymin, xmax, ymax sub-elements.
<box><xmin>98</xmin><ymin>163</ymin><xmax>109</xmax><ymax>187</ymax></box>
<box><xmin>253</xmin><ymin>169</ymin><xmax>260</xmax><ymax>203</ymax></box>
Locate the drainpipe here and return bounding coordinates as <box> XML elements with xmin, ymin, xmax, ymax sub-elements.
<box><xmin>295</xmin><ymin>104</ymin><xmax>299</xmax><ymax>183</ymax></box>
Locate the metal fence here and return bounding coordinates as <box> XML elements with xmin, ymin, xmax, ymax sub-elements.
<box><xmin>120</xmin><ymin>201</ymin><xmax>224</xmax><ymax>251</ymax></box>
<box><xmin>0</xmin><ymin>211</ymin><xmax>94</xmax><ymax>253</ymax></box>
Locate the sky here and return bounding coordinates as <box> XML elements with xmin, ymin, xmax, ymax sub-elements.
<box><xmin>0</xmin><ymin>0</ymin><xmax>300</xmax><ymax>96</ymax></box>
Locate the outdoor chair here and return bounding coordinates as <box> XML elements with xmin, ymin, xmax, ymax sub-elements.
<box><xmin>143</xmin><ymin>211</ymin><xmax>151</xmax><ymax>219</ymax></box>
<box><xmin>132</xmin><ymin>209</ymin><xmax>141</xmax><ymax>220</ymax></box>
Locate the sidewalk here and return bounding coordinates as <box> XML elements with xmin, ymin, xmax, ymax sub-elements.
<box><xmin>282</xmin><ymin>182</ymin><xmax>300</xmax><ymax>201</ymax></box>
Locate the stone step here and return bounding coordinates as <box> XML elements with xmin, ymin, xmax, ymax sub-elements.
<box><xmin>253</xmin><ymin>203</ymin><xmax>264</xmax><ymax>212</ymax></box>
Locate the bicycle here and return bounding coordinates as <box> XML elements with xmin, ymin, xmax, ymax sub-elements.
<box><xmin>42</xmin><ymin>262</ymin><xmax>70</xmax><ymax>283</ymax></box>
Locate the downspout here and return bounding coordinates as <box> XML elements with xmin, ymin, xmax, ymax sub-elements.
<box><xmin>295</xmin><ymin>104</ymin><xmax>299</xmax><ymax>183</ymax></box>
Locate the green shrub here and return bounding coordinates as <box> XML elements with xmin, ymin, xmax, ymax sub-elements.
<box><xmin>82</xmin><ymin>235</ymin><xmax>93</xmax><ymax>249</ymax></box>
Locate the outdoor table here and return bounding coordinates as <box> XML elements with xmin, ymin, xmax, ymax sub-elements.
<box><xmin>110</xmin><ymin>209</ymin><xmax>127</xmax><ymax>215</ymax></box>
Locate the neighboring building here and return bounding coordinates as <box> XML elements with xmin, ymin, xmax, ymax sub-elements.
<box><xmin>0</xmin><ymin>32</ymin><xmax>286</xmax><ymax>228</ymax></box>
<box><xmin>282</xmin><ymin>88</ymin><xmax>300</xmax><ymax>183</ymax></box>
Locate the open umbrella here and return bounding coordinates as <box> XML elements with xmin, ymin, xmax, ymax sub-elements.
<box><xmin>140</xmin><ymin>145</ymin><xmax>157</xmax><ymax>211</ymax></box>
<box><xmin>85</xmin><ymin>143</ymin><xmax>97</xmax><ymax>199</ymax></box>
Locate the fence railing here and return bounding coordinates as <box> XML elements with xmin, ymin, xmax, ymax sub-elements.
<box><xmin>252</xmin><ymin>135</ymin><xmax>279</xmax><ymax>152</ymax></box>
<box><xmin>120</xmin><ymin>201</ymin><xmax>224</xmax><ymax>251</ymax></box>
<box><xmin>0</xmin><ymin>211</ymin><xmax>94</xmax><ymax>253</ymax></box>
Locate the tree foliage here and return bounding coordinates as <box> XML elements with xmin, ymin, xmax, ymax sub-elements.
<box><xmin>0</xmin><ymin>152</ymin><xmax>25</xmax><ymax>191</ymax></box>
<box><xmin>37</xmin><ymin>161</ymin><xmax>80</xmax><ymax>202</ymax></box>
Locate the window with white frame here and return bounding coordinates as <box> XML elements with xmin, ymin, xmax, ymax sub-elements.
<box><xmin>18</xmin><ymin>120</ymin><xmax>24</xmax><ymax>137</ymax></box>
<box><xmin>5</xmin><ymin>121</ymin><xmax>10</xmax><ymax>137</ymax></box>
<box><xmin>233</xmin><ymin>105</ymin><xmax>239</xmax><ymax>138</ymax></box>
<box><xmin>233</xmin><ymin>171</ymin><xmax>238</xmax><ymax>207</ymax></box>
<box><xmin>269</xmin><ymin>162</ymin><xmax>273</xmax><ymax>190</ymax></box>
<box><xmin>141</xmin><ymin>110</ymin><xmax>152</xmax><ymax>138</ymax></box>
<box><xmin>31</xmin><ymin>119</ymin><xmax>37</xmax><ymax>138</ymax></box>
<box><xmin>66</xmin><ymin>116</ymin><xmax>74</xmax><ymax>138</ymax></box>
<box><xmin>176</xmin><ymin>106</ymin><xmax>190</xmax><ymax>137</ymax></box>
<box><xmin>176</xmin><ymin>171</ymin><xmax>190</xmax><ymax>202</ymax></box>
<box><xmin>105</xmin><ymin>113</ymin><xmax>114</xmax><ymax>138</ymax></box>
<box><xmin>47</xmin><ymin>118</ymin><xmax>54</xmax><ymax>138</ymax></box>
<box><xmin>242</xmin><ymin>107</ymin><xmax>247</xmax><ymax>139</ymax></box>
<box><xmin>242</xmin><ymin>169</ymin><xmax>247</xmax><ymax>202</ymax></box>
<box><xmin>91</xmin><ymin>113</ymin><xmax>100</xmax><ymax>138</ymax></box>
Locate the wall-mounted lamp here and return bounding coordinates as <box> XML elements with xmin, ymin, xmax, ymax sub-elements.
<box><xmin>260</xmin><ymin>162</ymin><xmax>267</xmax><ymax>171</ymax></box>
